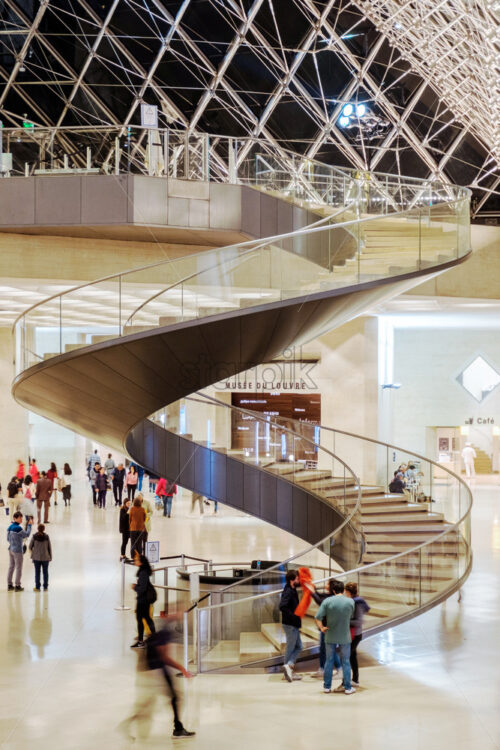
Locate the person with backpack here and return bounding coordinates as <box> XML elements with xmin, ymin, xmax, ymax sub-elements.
<box><xmin>29</xmin><ymin>523</ymin><xmax>52</xmax><ymax>591</ymax></box>
<box><xmin>131</xmin><ymin>552</ymin><xmax>156</xmax><ymax>649</ymax></box>
<box><xmin>156</xmin><ymin>478</ymin><xmax>177</xmax><ymax>518</ymax></box>
<box><xmin>7</xmin><ymin>511</ymin><xmax>32</xmax><ymax>591</ymax></box>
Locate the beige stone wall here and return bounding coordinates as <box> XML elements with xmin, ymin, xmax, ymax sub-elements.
<box><xmin>408</xmin><ymin>224</ymin><xmax>500</xmax><ymax>299</ymax></box>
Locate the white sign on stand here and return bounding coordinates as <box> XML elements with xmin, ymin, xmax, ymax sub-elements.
<box><xmin>146</xmin><ymin>541</ymin><xmax>160</xmax><ymax>564</ymax></box>
<box><xmin>141</xmin><ymin>103</ymin><xmax>158</xmax><ymax>128</ymax></box>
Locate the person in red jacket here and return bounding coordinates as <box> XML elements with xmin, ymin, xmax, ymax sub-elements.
<box><xmin>29</xmin><ymin>459</ymin><xmax>39</xmax><ymax>484</ymax></box>
<box><xmin>16</xmin><ymin>460</ymin><xmax>25</xmax><ymax>481</ymax></box>
<box><xmin>47</xmin><ymin>463</ymin><xmax>58</xmax><ymax>506</ymax></box>
<box><xmin>156</xmin><ymin>478</ymin><xmax>177</xmax><ymax>518</ymax></box>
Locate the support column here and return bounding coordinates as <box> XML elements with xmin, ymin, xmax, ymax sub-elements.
<box><xmin>0</xmin><ymin>327</ymin><xmax>29</xmax><ymax>482</ymax></box>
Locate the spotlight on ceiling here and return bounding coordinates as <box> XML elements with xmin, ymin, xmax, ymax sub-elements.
<box><xmin>338</xmin><ymin>102</ymin><xmax>368</xmax><ymax>128</ymax></box>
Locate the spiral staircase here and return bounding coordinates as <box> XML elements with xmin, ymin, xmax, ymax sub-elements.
<box><xmin>11</xmin><ymin>145</ymin><xmax>473</xmax><ymax>671</ymax></box>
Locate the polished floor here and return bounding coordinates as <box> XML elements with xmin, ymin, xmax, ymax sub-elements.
<box><xmin>0</xmin><ymin>476</ymin><xmax>498</xmax><ymax>750</ymax></box>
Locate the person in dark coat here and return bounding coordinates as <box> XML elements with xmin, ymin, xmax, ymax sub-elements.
<box><xmin>29</xmin><ymin>523</ymin><xmax>52</xmax><ymax>591</ymax></box>
<box><xmin>113</xmin><ymin>463</ymin><xmax>126</xmax><ymax>506</ymax></box>
<box><xmin>131</xmin><ymin>552</ymin><xmax>156</xmax><ymax>649</ymax></box>
<box><xmin>119</xmin><ymin>498</ymin><xmax>131</xmax><ymax>559</ymax></box>
<box><xmin>389</xmin><ymin>471</ymin><xmax>406</xmax><ymax>494</ymax></box>
<box><xmin>279</xmin><ymin>570</ymin><xmax>303</xmax><ymax>682</ymax></box>
<box><xmin>95</xmin><ymin>467</ymin><xmax>109</xmax><ymax>509</ymax></box>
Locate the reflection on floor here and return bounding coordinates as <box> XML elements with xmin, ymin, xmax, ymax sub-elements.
<box><xmin>0</xmin><ymin>478</ymin><xmax>498</xmax><ymax>749</ymax></box>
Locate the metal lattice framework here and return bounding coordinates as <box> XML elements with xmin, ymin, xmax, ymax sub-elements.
<box><xmin>0</xmin><ymin>0</ymin><xmax>498</xmax><ymax>215</ymax></box>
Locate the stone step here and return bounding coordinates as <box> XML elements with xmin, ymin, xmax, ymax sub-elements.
<box><xmin>360</xmin><ymin>503</ymin><xmax>430</xmax><ymax>515</ymax></box>
<box><xmin>260</xmin><ymin>622</ymin><xmax>317</xmax><ymax>652</ymax></box>
<box><xmin>240</xmin><ymin>631</ymin><xmax>280</xmax><ymax>658</ymax></box>
<box><xmin>360</xmin><ymin>494</ymin><xmax>412</xmax><ymax>504</ymax></box>
<box><xmin>364</xmin><ymin>528</ymin><xmax>455</xmax><ymax>541</ymax></box>
<box><xmin>361</xmin><ymin>512</ymin><xmax>444</xmax><ymax>524</ymax></box>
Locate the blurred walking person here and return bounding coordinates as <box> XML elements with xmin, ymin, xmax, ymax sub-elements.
<box><xmin>29</xmin><ymin>458</ymin><xmax>39</xmax><ymax>483</ymax></box>
<box><xmin>95</xmin><ymin>466</ymin><xmax>109</xmax><ymax>509</ymax></box>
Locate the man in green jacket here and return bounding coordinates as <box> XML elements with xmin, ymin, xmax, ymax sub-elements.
<box><xmin>315</xmin><ymin>579</ymin><xmax>355</xmax><ymax>695</ymax></box>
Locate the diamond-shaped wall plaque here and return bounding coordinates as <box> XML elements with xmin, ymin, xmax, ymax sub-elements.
<box><xmin>456</xmin><ymin>356</ymin><xmax>500</xmax><ymax>403</ymax></box>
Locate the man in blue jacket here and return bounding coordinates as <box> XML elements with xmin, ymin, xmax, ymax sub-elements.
<box><xmin>7</xmin><ymin>511</ymin><xmax>32</xmax><ymax>591</ymax></box>
<box><xmin>279</xmin><ymin>570</ymin><xmax>303</xmax><ymax>682</ymax></box>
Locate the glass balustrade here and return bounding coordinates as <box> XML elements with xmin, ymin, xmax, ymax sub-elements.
<box><xmin>13</xmin><ymin>192</ymin><xmax>470</xmax><ymax>377</ymax></box>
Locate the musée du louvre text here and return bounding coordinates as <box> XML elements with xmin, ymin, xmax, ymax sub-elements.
<box><xmin>223</xmin><ymin>381</ymin><xmax>311</xmax><ymax>390</ymax></box>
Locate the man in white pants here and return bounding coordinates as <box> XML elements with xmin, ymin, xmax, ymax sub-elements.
<box><xmin>461</xmin><ymin>443</ymin><xmax>476</xmax><ymax>478</ymax></box>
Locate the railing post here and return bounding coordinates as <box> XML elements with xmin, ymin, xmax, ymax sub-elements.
<box><xmin>196</xmin><ymin>608</ymin><xmax>202</xmax><ymax>673</ymax></box>
<box><xmin>418</xmin><ymin>548</ymin><xmax>422</xmax><ymax>607</ymax></box>
<box><xmin>163</xmin><ymin>129</ymin><xmax>169</xmax><ymax>177</ymax></box>
<box><xmin>118</xmin><ymin>275</ymin><xmax>122</xmax><ymax>336</ymax></box>
<box><xmin>183</xmin><ymin>611</ymin><xmax>189</xmax><ymax>671</ymax></box>
<box><xmin>164</xmin><ymin>567</ymin><xmax>168</xmax><ymax>614</ymax></box>
<box><xmin>114</xmin><ymin>137</ymin><xmax>120</xmax><ymax>175</ymax></box>
<box><xmin>184</xmin><ymin>131</ymin><xmax>189</xmax><ymax>178</ymax></box>
<box><xmin>203</xmin><ymin>134</ymin><xmax>209</xmax><ymax>181</ymax></box>
<box><xmin>418</xmin><ymin>210</ymin><xmax>422</xmax><ymax>270</ymax></box>
<box><xmin>228</xmin><ymin>137</ymin><xmax>236</xmax><ymax>183</ymax></box>
<box><xmin>59</xmin><ymin>296</ymin><xmax>62</xmax><ymax>354</ymax></box>
<box><xmin>115</xmin><ymin>558</ymin><xmax>131</xmax><ymax>611</ymax></box>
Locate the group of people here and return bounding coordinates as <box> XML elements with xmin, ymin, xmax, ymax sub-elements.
<box><xmin>87</xmin><ymin>451</ymin><xmax>141</xmax><ymax>508</ymax></box>
<box><xmin>5</xmin><ymin>459</ymin><xmax>72</xmax><ymax>524</ymax></box>
<box><xmin>389</xmin><ymin>462</ymin><xmax>418</xmax><ymax>495</ymax></box>
<box><xmin>280</xmin><ymin>570</ymin><xmax>370</xmax><ymax>694</ymax></box>
<box><xmin>5</xmin><ymin>458</ymin><xmax>58</xmax><ymax>592</ymax></box>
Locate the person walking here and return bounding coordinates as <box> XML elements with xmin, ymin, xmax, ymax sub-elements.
<box><xmin>136</xmin><ymin>465</ymin><xmax>144</xmax><ymax>492</ymax></box>
<box><xmin>95</xmin><ymin>467</ymin><xmax>109</xmax><ymax>509</ymax></box>
<box><xmin>29</xmin><ymin>459</ymin><xmax>39</xmax><ymax>483</ymax></box>
<box><xmin>129</xmin><ymin>497</ymin><xmax>147</xmax><ymax>557</ymax></box>
<box><xmin>157</xmin><ymin>478</ymin><xmax>177</xmax><ymax>518</ymax></box>
<box><xmin>131</xmin><ymin>552</ymin><xmax>156</xmax><ymax>649</ymax></box>
<box><xmin>112</xmin><ymin>463</ymin><xmax>126</xmax><ymax>506</ymax></box>
<box><xmin>62</xmin><ymin>463</ymin><xmax>72</xmax><ymax>506</ymax></box>
<box><xmin>7</xmin><ymin>511</ymin><xmax>32</xmax><ymax>591</ymax></box>
<box><xmin>461</xmin><ymin>442</ymin><xmax>477</xmax><ymax>478</ymax></box>
<box><xmin>16</xmin><ymin>459</ymin><xmax>25</xmax><ymax>482</ymax></box>
<box><xmin>19</xmin><ymin>475</ymin><xmax>35</xmax><ymax>522</ymax></box>
<box><xmin>89</xmin><ymin>449</ymin><xmax>101</xmax><ymax>471</ymax></box>
<box><xmin>7</xmin><ymin>476</ymin><xmax>21</xmax><ymax>518</ymax></box>
<box><xmin>47</xmin><ymin>463</ymin><xmax>58</xmax><ymax>506</ymax></box>
<box><xmin>29</xmin><ymin>523</ymin><xmax>52</xmax><ymax>592</ymax></box>
<box><xmin>314</xmin><ymin>579</ymin><xmax>356</xmax><ymax>695</ymax></box>
<box><xmin>89</xmin><ymin>461</ymin><xmax>101</xmax><ymax>506</ymax></box>
<box><xmin>119</xmin><ymin>498</ymin><xmax>131</xmax><ymax>560</ymax></box>
<box><xmin>190</xmin><ymin>491</ymin><xmax>204</xmax><ymax>516</ymax></box>
<box><xmin>35</xmin><ymin>471</ymin><xmax>53</xmax><ymax>524</ymax></box>
<box><xmin>104</xmin><ymin>453</ymin><xmax>115</xmax><ymax>481</ymax></box>
<box><xmin>344</xmin><ymin>582</ymin><xmax>370</xmax><ymax>687</ymax></box>
<box><xmin>279</xmin><ymin>570</ymin><xmax>303</xmax><ymax>682</ymax></box>
<box><xmin>126</xmin><ymin>465</ymin><xmax>138</xmax><ymax>501</ymax></box>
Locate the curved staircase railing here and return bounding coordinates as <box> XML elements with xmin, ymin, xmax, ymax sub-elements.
<box><xmin>11</xmin><ymin>156</ymin><xmax>472</xmax><ymax>673</ymax></box>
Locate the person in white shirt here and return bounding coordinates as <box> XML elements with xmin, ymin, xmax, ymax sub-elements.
<box><xmin>461</xmin><ymin>443</ymin><xmax>476</xmax><ymax>478</ymax></box>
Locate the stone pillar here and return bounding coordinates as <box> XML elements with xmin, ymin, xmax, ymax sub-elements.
<box><xmin>0</xmin><ymin>327</ymin><xmax>29</xmax><ymax>484</ymax></box>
